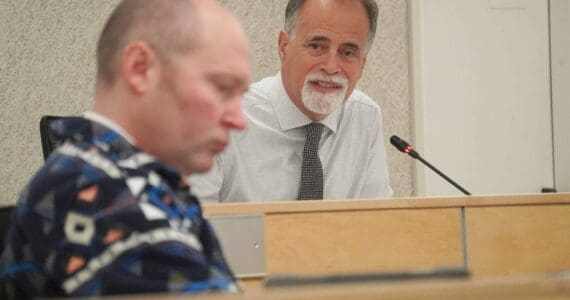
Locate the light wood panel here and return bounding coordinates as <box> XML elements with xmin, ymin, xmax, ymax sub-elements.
<box><xmin>467</xmin><ymin>205</ymin><xmax>570</xmax><ymax>277</ymax></box>
<box><xmin>238</xmin><ymin>279</ymin><xmax>265</xmax><ymax>292</ymax></box>
<box><xmin>204</xmin><ymin>193</ymin><xmax>570</xmax><ymax>215</ymax></box>
<box><xmin>203</xmin><ymin>193</ymin><xmax>570</xmax><ymax>290</ymax></box>
<box><xmin>102</xmin><ymin>272</ymin><xmax>570</xmax><ymax>299</ymax></box>
<box><xmin>264</xmin><ymin>208</ymin><xmax>462</xmax><ymax>274</ymax></box>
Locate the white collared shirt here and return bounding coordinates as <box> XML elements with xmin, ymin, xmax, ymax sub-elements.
<box><xmin>190</xmin><ymin>73</ymin><xmax>393</xmax><ymax>203</ymax></box>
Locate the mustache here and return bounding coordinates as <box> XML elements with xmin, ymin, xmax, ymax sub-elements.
<box><xmin>305</xmin><ymin>73</ymin><xmax>348</xmax><ymax>86</ymax></box>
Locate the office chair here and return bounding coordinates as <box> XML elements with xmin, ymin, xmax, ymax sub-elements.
<box><xmin>0</xmin><ymin>117</ymin><xmax>72</xmax><ymax>251</ymax></box>
<box><xmin>39</xmin><ymin>115</ymin><xmax>63</xmax><ymax>161</ymax></box>
<box><xmin>1</xmin><ymin>116</ymin><xmax>60</xmax><ymax>251</ymax></box>
<box><xmin>0</xmin><ymin>115</ymin><xmax>61</xmax><ymax>252</ymax></box>
<box><xmin>0</xmin><ymin>116</ymin><xmax>64</xmax><ymax>250</ymax></box>
<box><xmin>0</xmin><ymin>206</ymin><xmax>15</xmax><ymax>252</ymax></box>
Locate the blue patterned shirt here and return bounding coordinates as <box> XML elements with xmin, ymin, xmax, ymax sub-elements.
<box><xmin>0</xmin><ymin>117</ymin><xmax>237</xmax><ymax>298</ymax></box>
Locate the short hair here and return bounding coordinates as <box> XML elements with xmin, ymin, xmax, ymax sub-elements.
<box><xmin>96</xmin><ymin>0</ymin><xmax>199</xmax><ymax>85</ymax></box>
<box><xmin>284</xmin><ymin>0</ymin><xmax>379</xmax><ymax>50</ymax></box>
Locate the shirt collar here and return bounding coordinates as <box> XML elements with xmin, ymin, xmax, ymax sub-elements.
<box><xmin>82</xmin><ymin>112</ymin><xmax>185</xmax><ymax>186</ymax></box>
<box><xmin>270</xmin><ymin>73</ymin><xmax>341</xmax><ymax>133</ymax></box>
<box><xmin>52</xmin><ymin>115</ymin><xmax>184</xmax><ymax>188</ymax></box>
<box><xmin>83</xmin><ymin>111</ymin><xmax>136</xmax><ymax>145</ymax></box>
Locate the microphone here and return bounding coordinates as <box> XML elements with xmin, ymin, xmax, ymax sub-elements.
<box><xmin>390</xmin><ymin>135</ymin><xmax>471</xmax><ymax>196</ymax></box>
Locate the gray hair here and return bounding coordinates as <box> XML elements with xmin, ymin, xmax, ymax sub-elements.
<box><xmin>96</xmin><ymin>0</ymin><xmax>199</xmax><ymax>86</ymax></box>
<box><xmin>284</xmin><ymin>0</ymin><xmax>379</xmax><ymax>50</ymax></box>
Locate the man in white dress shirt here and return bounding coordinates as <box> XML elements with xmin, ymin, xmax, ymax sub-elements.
<box><xmin>190</xmin><ymin>0</ymin><xmax>393</xmax><ymax>202</ymax></box>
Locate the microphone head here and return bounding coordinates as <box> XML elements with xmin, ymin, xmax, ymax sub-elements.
<box><xmin>390</xmin><ymin>135</ymin><xmax>410</xmax><ymax>152</ymax></box>
<box><xmin>390</xmin><ymin>135</ymin><xmax>419</xmax><ymax>159</ymax></box>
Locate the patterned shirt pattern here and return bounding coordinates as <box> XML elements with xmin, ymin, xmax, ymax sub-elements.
<box><xmin>0</xmin><ymin>117</ymin><xmax>237</xmax><ymax>298</ymax></box>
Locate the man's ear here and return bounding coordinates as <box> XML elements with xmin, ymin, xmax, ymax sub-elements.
<box><xmin>278</xmin><ymin>31</ymin><xmax>289</xmax><ymax>62</ymax></box>
<box><xmin>361</xmin><ymin>55</ymin><xmax>367</xmax><ymax>72</ymax></box>
<box><xmin>120</xmin><ymin>41</ymin><xmax>158</xmax><ymax>94</ymax></box>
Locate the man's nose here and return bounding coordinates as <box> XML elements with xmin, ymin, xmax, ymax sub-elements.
<box><xmin>320</xmin><ymin>52</ymin><xmax>341</xmax><ymax>75</ymax></box>
<box><xmin>221</xmin><ymin>98</ymin><xmax>247</xmax><ymax>131</ymax></box>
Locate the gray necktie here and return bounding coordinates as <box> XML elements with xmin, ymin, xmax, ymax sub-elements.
<box><xmin>298</xmin><ymin>122</ymin><xmax>324</xmax><ymax>200</ymax></box>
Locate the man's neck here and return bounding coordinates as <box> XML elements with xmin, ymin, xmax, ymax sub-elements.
<box><xmin>83</xmin><ymin>111</ymin><xmax>137</xmax><ymax>145</ymax></box>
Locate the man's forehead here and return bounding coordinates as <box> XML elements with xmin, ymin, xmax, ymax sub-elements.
<box><xmin>293</xmin><ymin>1</ymin><xmax>369</xmax><ymax>44</ymax></box>
<box><xmin>297</xmin><ymin>21</ymin><xmax>367</xmax><ymax>46</ymax></box>
<box><xmin>306</xmin><ymin>35</ymin><xmax>362</xmax><ymax>49</ymax></box>
<box><xmin>297</xmin><ymin>0</ymin><xmax>369</xmax><ymax>21</ymax></box>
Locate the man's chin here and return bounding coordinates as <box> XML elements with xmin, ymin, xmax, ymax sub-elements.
<box><xmin>304</xmin><ymin>100</ymin><xmax>342</xmax><ymax>115</ymax></box>
<box><xmin>191</xmin><ymin>164</ymin><xmax>213</xmax><ymax>175</ymax></box>
<box><xmin>302</xmin><ymin>90</ymin><xmax>346</xmax><ymax>113</ymax></box>
<box><xmin>185</xmin><ymin>156</ymin><xmax>214</xmax><ymax>175</ymax></box>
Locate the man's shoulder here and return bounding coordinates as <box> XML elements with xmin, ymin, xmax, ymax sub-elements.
<box><xmin>242</xmin><ymin>75</ymin><xmax>280</xmax><ymax>108</ymax></box>
<box><xmin>23</xmin><ymin>147</ymin><xmax>128</xmax><ymax>207</ymax></box>
<box><xmin>346</xmin><ymin>89</ymin><xmax>380</xmax><ymax>108</ymax></box>
<box><xmin>344</xmin><ymin>89</ymin><xmax>382</xmax><ymax>118</ymax></box>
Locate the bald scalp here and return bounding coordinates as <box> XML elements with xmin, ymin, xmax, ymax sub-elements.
<box><xmin>96</xmin><ymin>0</ymin><xmax>200</xmax><ymax>86</ymax></box>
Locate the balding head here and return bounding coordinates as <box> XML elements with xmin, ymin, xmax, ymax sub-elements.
<box><xmin>96</xmin><ymin>0</ymin><xmax>200</xmax><ymax>86</ymax></box>
<box><xmin>93</xmin><ymin>0</ymin><xmax>251</xmax><ymax>175</ymax></box>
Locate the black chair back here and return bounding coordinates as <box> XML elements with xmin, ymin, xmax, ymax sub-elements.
<box><xmin>39</xmin><ymin>115</ymin><xmax>62</xmax><ymax>161</ymax></box>
<box><xmin>0</xmin><ymin>206</ymin><xmax>15</xmax><ymax>252</ymax></box>
<box><xmin>0</xmin><ymin>116</ymin><xmax>63</xmax><ymax>251</ymax></box>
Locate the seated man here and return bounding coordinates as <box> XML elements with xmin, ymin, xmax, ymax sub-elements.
<box><xmin>191</xmin><ymin>0</ymin><xmax>393</xmax><ymax>203</ymax></box>
<box><xmin>0</xmin><ymin>0</ymin><xmax>251</xmax><ymax>298</ymax></box>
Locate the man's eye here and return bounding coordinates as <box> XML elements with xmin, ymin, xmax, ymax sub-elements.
<box><xmin>215</xmin><ymin>84</ymin><xmax>233</xmax><ymax>97</ymax></box>
<box><xmin>217</xmin><ymin>85</ymin><xmax>230</xmax><ymax>92</ymax></box>
<box><xmin>307</xmin><ymin>43</ymin><xmax>321</xmax><ymax>50</ymax></box>
<box><xmin>342</xmin><ymin>49</ymin><xmax>358</xmax><ymax>57</ymax></box>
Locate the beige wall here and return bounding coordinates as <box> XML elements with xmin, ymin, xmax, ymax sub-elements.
<box><xmin>410</xmin><ymin>0</ymin><xmax>553</xmax><ymax>196</ymax></box>
<box><xmin>551</xmin><ymin>0</ymin><xmax>570</xmax><ymax>192</ymax></box>
<box><xmin>0</xmin><ymin>0</ymin><xmax>412</xmax><ymax>206</ymax></box>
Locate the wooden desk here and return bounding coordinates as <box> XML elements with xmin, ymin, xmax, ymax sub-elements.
<box><xmin>203</xmin><ymin>193</ymin><xmax>570</xmax><ymax>289</ymax></box>
<box><xmin>102</xmin><ymin>272</ymin><xmax>570</xmax><ymax>299</ymax></box>
<box><xmin>210</xmin><ymin>272</ymin><xmax>570</xmax><ymax>300</ymax></box>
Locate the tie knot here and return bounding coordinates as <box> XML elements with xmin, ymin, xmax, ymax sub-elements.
<box><xmin>306</xmin><ymin>122</ymin><xmax>323</xmax><ymax>137</ymax></box>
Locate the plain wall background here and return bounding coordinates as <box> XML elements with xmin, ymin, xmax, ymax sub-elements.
<box><xmin>0</xmin><ymin>0</ymin><xmax>413</xmax><ymax>206</ymax></box>
<box><xmin>410</xmin><ymin>0</ymin><xmax>554</xmax><ymax>196</ymax></box>
<box><xmin>551</xmin><ymin>0</ymin><xmax>570</xmax><ymax>192</ymax></box>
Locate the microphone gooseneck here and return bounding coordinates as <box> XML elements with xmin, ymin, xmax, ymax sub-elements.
<box><xmin>390</xmin><ymin>135</ymin><xmax>471</xmax><ymax>196</ymax></box>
